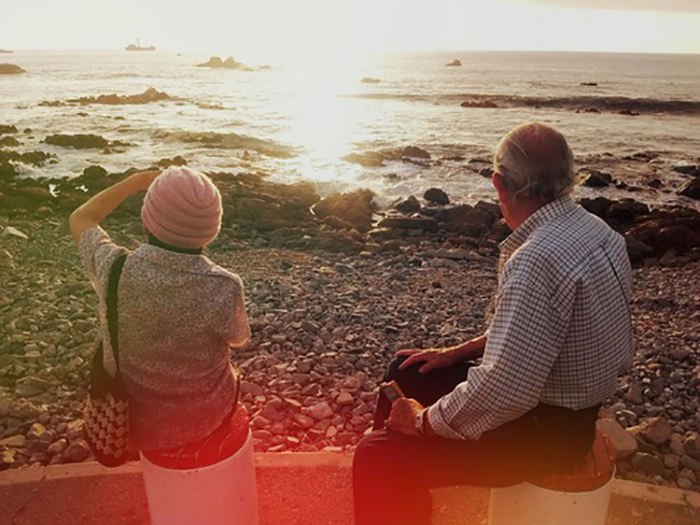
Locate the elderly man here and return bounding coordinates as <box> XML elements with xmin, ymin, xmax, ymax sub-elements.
<box><xmin>353</xmin><ymin>123</ymin><xmax>634</xmax><ymax>525</ymax></box>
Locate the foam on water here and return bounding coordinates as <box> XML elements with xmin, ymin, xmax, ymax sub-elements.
<box><xmin>1</xmin><ymin>50</ymin><xmax>699</xmax><ymax>205</ymax></box>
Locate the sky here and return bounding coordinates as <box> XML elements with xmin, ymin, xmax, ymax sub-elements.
<box><xmin>2</xmin><ymin>0</ymin><xmax>700</xmax><ymax>58</ymax></box>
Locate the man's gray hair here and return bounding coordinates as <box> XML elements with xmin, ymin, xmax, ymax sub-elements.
<box><xmin>493</xmin><ymin>123</ymin><xmax>575</xmax><ymax>202</ymax></box>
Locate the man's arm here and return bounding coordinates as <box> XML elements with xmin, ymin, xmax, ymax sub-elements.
<box><xmin>69</xmin><ymin>170</ymin><xmax>160</xmax><ymax>244</ymax></box>
<box><xmin>426</xmin><ymin>261</ymin><xmax>570</xmax><ymax>440</ymax></box>
<box><xmin>396</xmin><ymin>335</ymin><xmax>488</xmax><ymax>373</ymax></box>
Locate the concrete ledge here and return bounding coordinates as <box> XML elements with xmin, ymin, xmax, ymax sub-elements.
<box><xmin>1</xmin><ymin>453</ymin><xmax>698</xmax><ymax>525</ymax></box>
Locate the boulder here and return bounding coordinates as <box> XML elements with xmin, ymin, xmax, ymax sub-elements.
<box><xmin>581</xmin><ymin>170</ymin><xmax>614</xmax><ymax>187</ymax></box>
<box><xmin>0</xmin><ymin>64</ymin><xmax>25</xmax><ymax>75</ymax></box>
<box><xmin>43</xmin><ymin>134</ymin><xmax>111</xmax><ymax>149</ymax></box>
<box><xmin>446</xmin><ymin>59</ymin><xmax>462</xmax><ymax>67</ymax></box>
<box><xmin>341</xmin><ymin>151</ymin><xmax>386</xmax><ymax>167</ymax></box>
<box><xmin>395</xmin><ymin>195</ymin><xmax>420</xmax><ymax>214</ymax></box>
<box><xmin>672</xmin><ymin>163</ymin><xmax>700</xmax><ymax>177</ymax></box>
<box><xmin>378</xmin><ymin>216</ymin><xmax>439</xmax><ymax>231</ymax></box>
<box><xmin>0</xmin><ymin>136</ymin><xmax>20</xmax><ymax>147</ymax></box>
<box><xmin>435</xmin><ymin>201</ymin><xmax>500</xmax><ymax>236</ymax></box>
<box><xmin>313</xmin><ymin>189</ymin><xmax>375</xmax><ymax>229</ymax></box>
<box><xmin>402</xmin><ymin>146</ymin><xmax>431</xmax><ymax>159</ymax></box>
<box><xmin>0</xmin><ymin>125</ymin><xmax>18</xmax><ymax>134</ymax></box>
<box><xmin>606</xmin><ymin>199</ymin><xmax>649</xmax><ymax>223</ymax></box>
<box><xmin>361</xmin><ymin>77</ymin><xmax>380</xmax><ymax>84</ymax></box>
<box><xmin>624</xmin><ymin>235</ymin><xmax>654</xmax><ymax>264</ymax></box>
<box><xmin>423</xmin><ymin>188</ymin><xmax>449</xmax><ymax>205</ymax></box>
<box><xmin>679</xmin><ymin>178</ymin><xmax>700</xmax><ymax>200</ymax></box>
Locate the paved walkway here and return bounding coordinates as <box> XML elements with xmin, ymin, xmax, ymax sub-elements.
<box><xmin>1</xmin><ymin>453</ymin><xmax>699</xmax><ymax>524</ymax></box>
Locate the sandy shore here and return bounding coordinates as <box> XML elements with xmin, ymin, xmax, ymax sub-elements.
<box><xmin>1</xmin><ymin>156</ymin><xmax>699</xmax><ymax>491</ymax></box>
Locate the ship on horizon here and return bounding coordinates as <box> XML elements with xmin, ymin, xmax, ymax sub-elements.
<box><xmin>125</xmin><ymin>39</ymin><xmax>155</xmax><ymax>52</ymax></box>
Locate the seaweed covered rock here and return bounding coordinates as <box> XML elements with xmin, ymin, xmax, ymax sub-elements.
<box><xmin>43</xmin><ymin>134</ymin><xmax>118</xmax><ymax>149</ymax></box>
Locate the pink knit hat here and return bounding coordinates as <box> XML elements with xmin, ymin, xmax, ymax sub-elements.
<box><xmin>141</xmin><ymin>167</ymin><xmax>222</xmax><ymax>249</ymax></box>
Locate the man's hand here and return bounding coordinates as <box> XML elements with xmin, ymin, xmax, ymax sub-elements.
<box><xmin>396</xmin><ymin>347</ymin><xmax>462</xmax><ymax>373</ymax></box>
<box><xmin>397</xmin><ymin>335</ymin><xmax>487</xmax><ymax>373</ymax></box>
<box><xmin>387</xmin><ymin>398</ymin><xmax>424</xmax><ymax>437</ymax></box>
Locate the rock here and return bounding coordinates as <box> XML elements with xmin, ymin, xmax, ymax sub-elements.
<box><xmin>378</xmin><ymin>216</ymin><xmax>439</xmax><ymax>231</ymax></box>
<box><xmin>581</xmin><ymin>170</ymin><xmax>614</xmax><ymax>187</ymax></box>
<box><xmin>626</xmin><ymin>383</ymin><xmax>643</xmax><ymax>404</ymax></box>
<box><xmin>0</xmin><ymin>125</ymin><xmax>18</xmax><ymax>134</ymax></box>
<box><xmin>82</xmin><ymin>165</ymin><xmax>108</xmax><ymax>180</ymax></box>
<box><xmin>434</xmin><ymin>202</ymin><xmax>499</xmax><ymax>236</ymax></box>
<box><xmin>0</xmin><ymin>434</ymin><xmax>26</xmax><ymax>447</ymax></box>
<box><xmin>395</xmin><ymin>195</ymin><xmax>420</xmax><ymax>214</ymax></box>
<box><xmin>0</xmin><ymin>64</ymin><xmax>25</xmax><ymax>75</ymax></box>
<box><xmin>0</xmin><ymin>136</ymin><xmax>20</xmax><ymax>147</ymax></box>
<box><xmin>446</xmin><ymin>59</ymin><xmax>462</xmax><ymax>67</ymax></box>
<box><xmin>241</xmin><ymin>380</ymin><xmax>263</xmax><ymax>397</ymax></box>
<box><xmin>460</xmin><ymin>100</ymin><xmax>497</xmax><ymax>108</ymax></box>
<box><xmin>47</xmin><ymin>438</ymin><xmax>68</xmax><ymax>456</ymax></box>
<box><xmin>361</xmin><ymin>77</ymin><xmax>380</xmax><ymax>84</ymax></box>
<box><xmin>672</xmin><ymin>163</ymin><xmax>700</xmax><ymax>177</ymax></box>
<box><xmin>1</xmin><ymin>226</ymin><xmax>28</xmax><ymax>239</ymax></box>
<box><xmin>336</xmin><ymin>392</ymin><xmax>354</xmax><ymax>406</ymax></box>
<box><xmin>197</xmin><ymin>56</ymin><xmax>251</xmax><ymax>71</ymax></box>
<box><xmin>679</xmin><ymin>178</ymin><xmax>700</xmax><ymax>200</ymax></box>
<box><xmin>630</xmin><ymin>452</ymin><xmax>664</xmax><ymax>477</ymax></box>
<box><xmin>313</xmin><ymin>189</ymin><xmax>375</xmax><ymax>229</ymax></box>
<box><xmin>680</xmin><ymin>455</ymin><xmax>700</xmax><ymax>472</ymax></box>
<box><xmin>638</xmin><ymin>416</ymin><xmax>672</xmax><ymax>446</ymax></box>
<box><xmin>581</xmin><ymin>82</ymin><xmax>598</xmax><ymax>86</ymax></box>
<box><xmin>43</xmin><ymin>134</ymin><xmax>112</xmax><ymax>149</ymax></box>
<box><xmin>341</xmin><ymin>151</ymin><xmax>386</xmax><ymax>167</ymax></box>
<box><xmin>63</xmin><ymin>439</ymin><xmax>90</xmax><ymax>463</ymax></box>
<box><xmin>423</xmin><ymin>188</ymin><xmax>449</xmax><ymax>205</ymax></box>
<box><xmin>402</xmin><ymin>146</ymin><xmax>431</xmax><ymax>159</ymax></box>
<box><xmin>292</xmin><ymin>413</ymin><xmax>314</xmax><ymax>429</ymax></box>
<box><xmin>308</xmin><ymin>402</ymin><xmax>333</xmax><ymax>420</ymax></box>
<box><xmin>26</xmin><ymin>422</ymin><xmax>46</xmax><ymax>440</ymax></box>
<box><xmin>597</xmin><ymin>419</ymin><xmax>638</xmax><ymax>459</ymax></box>
<box><xmin>262</xmin><ymin>401</ymin><xmax>284</xmax><ymax>422</ymax></box>
<box><xmin>66</xmin><ymin>88</ymin><xmax>170</xmax><ymax>105</ymax></box>
<box><xmin>625</xmin><ymin>236</ymin><xmax>654</xmax><ymax>264</ymax></box>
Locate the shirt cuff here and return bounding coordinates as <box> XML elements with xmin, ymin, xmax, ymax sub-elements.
<box><xmin>426</xmin><ymin>403</ymin><xmax>468</xmax><ymax>440</ymax></box>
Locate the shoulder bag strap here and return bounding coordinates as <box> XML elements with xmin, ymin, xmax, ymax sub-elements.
<box><xmin>106</xmin><ymin>253</ymin><xmax>128</xmax><ymax>378</ymax></box>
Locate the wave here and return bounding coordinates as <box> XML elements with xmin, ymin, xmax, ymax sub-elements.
<box><xmin>345</xmin><ymin>93</ymin><xmax>700</xmax><ymax>115</ymax></box>
<box><xmin>153</xmin><ymin>130</ymin><xmax>298</xmax><ymax>158</ymax></box>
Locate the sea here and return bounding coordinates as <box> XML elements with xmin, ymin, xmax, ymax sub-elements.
<box><xmin>1</xmin><ymin>50</ymin><xmax>699</xmax><ymax>207</ymax></box>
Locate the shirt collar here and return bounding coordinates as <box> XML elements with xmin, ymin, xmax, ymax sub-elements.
<box><xmin>133</xmin><ymin>243</ymin><xmax>216</xmax><ymax>274</ymax></box>
<box><xmin>499</xmin><ymin>195</ymin><xmax>577</xmax><ymax>269</ymax></box>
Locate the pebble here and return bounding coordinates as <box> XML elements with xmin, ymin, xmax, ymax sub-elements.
<box><xmin>63</xmin><ymin>439</ymin><xmax>90</xmax><ymax>463</ymax></box>
<box><xmin>597</xmin><ymin>419</ymin><xmax>638</xmax><ymax>459</ymax></box>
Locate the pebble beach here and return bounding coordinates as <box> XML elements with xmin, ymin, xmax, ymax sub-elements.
<box><xmin>1</xmin><ymin>149</ymin><xmax>699</xmax><ymax>492</ymax></box>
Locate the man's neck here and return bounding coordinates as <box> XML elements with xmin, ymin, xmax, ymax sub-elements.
<box><xmin>507</xmin><ymin>197</ymin><xmax>548</xmax><ymax>230</ymax></box>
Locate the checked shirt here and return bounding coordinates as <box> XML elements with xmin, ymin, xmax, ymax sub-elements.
<box><xmin>427</xmin><ymin>195</ymin><xmax>634</xmax><ymax>440</ymax></box>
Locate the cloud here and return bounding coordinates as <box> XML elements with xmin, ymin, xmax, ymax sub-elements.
<box><xmin>529</xmin><ymin>0</ymin><xmax>700</xmax><ymax>13</ymax></box>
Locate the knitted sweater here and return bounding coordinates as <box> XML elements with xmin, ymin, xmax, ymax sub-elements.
<box><xmin>79</xmin><ymin>227</ymin><xmax>250</xmax><ymax>450</ymax></box>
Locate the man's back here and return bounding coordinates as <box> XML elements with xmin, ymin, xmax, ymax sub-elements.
<box><xmin>504</xmin><ymin>196</ymin><xmax>634</xmax><ymax>409</ymax></box>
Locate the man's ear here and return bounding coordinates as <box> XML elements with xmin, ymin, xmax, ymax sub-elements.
<box><xmin>492</xmin><ymin>172</ymin><xmax>507</xmax><ymax>201</ymax></box>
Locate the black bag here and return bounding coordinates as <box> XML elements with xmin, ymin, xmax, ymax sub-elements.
<box><xmin>83</xmin><ymin>253</ymin><xmax>130</xmax><ymax>467</ymax></box>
